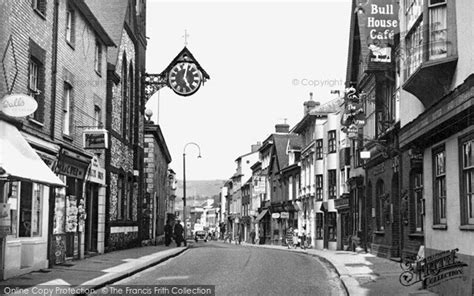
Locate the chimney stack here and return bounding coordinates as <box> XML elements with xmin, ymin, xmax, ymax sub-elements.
<box><xmin>275</xmin><ymin>123</ymin><xmax>290</xmax><ymax>133</ymax></box>
<box><xmin>251</xmin><ymin>142</ymin><xmax>262</xmax><ymax>153</ymax></box>
<box><xmin>304</xmin><ymin>92</ymin><xmax>320</xmax><ymax>115</ymax></box>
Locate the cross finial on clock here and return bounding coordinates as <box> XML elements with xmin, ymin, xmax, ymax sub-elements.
<box><xmin>183</xmin><ymin>29</ymin><xmax>190</xmax><ymax>46</ymax></box>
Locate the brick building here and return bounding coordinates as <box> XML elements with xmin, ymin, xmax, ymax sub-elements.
<box><xmin>143</xmin><ymin>122</ymin><xmax>171</xmax><ymax>244</ymax></box>
<box><xmin>50</xmin><ymin>0</ymin><xmax>114</xmax><ymax>263</ymax></box>
<box><xmin>0</xmin><ymin>0</ymin><xmax>114</xmax><ymax>278</ymax></box>
<box><xmin>344</xmin><ymin>0</ymin><xmax>401</xmax><ymax>258</ymax></box>
<box><xmin>87</xmin><ymin>0</ymin><xmax>147</xmax><ymax>251</ymax></box>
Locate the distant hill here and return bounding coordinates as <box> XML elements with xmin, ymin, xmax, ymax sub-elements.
<box><xmin>175</xmin><ymin>180</ymin><xmax>225</xmax><ymax>209</ymax></box>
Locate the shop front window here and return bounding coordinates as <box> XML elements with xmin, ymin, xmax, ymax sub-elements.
<box><xmin>316</xmin><ymin>212</ymin><xmax>323</xmax><ymax>239</ymax></box>
<box><xmin>54</xmin><ymin>186</ymin><xmax>66</xmax><ymax>234</ymax></box>
<box><xmin>327</xmin><ymin>212</ymin><xmax>337</xmax><ymax>241</ymax></box>
<box><xmin>18</xmin><ymin>182</ymin><xmax>43</xmax><ymax>237</ymax></box>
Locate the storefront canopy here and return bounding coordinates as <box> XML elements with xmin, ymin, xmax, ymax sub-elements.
<box><xmin>0</xmin><ymin>121</ymin><xmax>65</xmax><ymax>187</ymax></box>
<box><xmin>254</xmin><ymin>209</ymin><xmax>269</xmax><ymax>223</ymax></box>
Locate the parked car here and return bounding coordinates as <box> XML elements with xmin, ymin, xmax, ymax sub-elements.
<box><xmin>194</xmin><ymin>230</ymin><xmax>208</xmax><ymax>242</ymax></box>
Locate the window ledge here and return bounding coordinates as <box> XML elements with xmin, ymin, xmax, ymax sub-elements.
<box><xmin>28</xmin><ymin>117</ymin><xmax>44</xmax><ymax>127</ymax></box>
<box><xmin>374</xmin><ymin>230</ymin><xmax>385</xmax><ymax>235</ymax></box>
<box><xmin>459</xmin><ymin>225</ymin><xmax>474</xmax><ymax>231</ymax></box>
<box><xmin>432</xmin><ymin>224</ymin><xmax>447</xmax><ymax>230</ymax></box>
<box><xmin>66</xmin><ymin>41</ymin><xmax>75</xmax><ymax>50</ymax></box>
<box><xmin>33</xmin><ymin>8</ymin><xmax>46</xmax><ymax>20</ymax></box>
<box><xmin>62</xmin><ymin>134</ymin><xmax>73</xmax><ymax>141</ymax></box>
<box><xmin>408</xmin><ymin>232</ymin><xmax>424</xmax><ymax>238</ymax></box>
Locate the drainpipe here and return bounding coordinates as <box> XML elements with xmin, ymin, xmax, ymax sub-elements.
<box><xmin>50</xmin><ymin>0</ymin><xmax>59</xmax><ymax>141</ymax></box>
<box><xmin>47</xmin><ymin>0</ymin><xmax>59</xmax><ymax>269</ymax></box>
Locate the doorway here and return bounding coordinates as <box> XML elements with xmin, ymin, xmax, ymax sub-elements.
<box><xmin>85</xmin><ymin>183</ymin><xmax>98</xmax><ymax>254</ymax></box>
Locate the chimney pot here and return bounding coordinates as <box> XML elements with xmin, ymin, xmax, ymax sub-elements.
<box><xmin>275</xmin><ymin>123</ymin><xmax>290</xmax><ymax>133</ymax></box>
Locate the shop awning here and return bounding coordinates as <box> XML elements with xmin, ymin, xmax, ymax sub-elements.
<box><xmin>0</xmin><ymin>121</ymin><xmax>65</xmax><ymax>187</ymax></box>
<box><xmin>254</xmin><ymin>209</ymin><xmax>269</xmax><ymax>223</ymax></box>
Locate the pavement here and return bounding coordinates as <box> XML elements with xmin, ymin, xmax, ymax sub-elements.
<box><xmin>239</xmin><ymin>242</ymin><xmax>431</xmax><ymax>296</ymax></box>
<box><xmin>0</xmin><ymin>239</ymin><xmax>432</xmax><ymax>296</ymax></box>
<box><xmin>0</xmin><ymin>243</ymin><xmax>189</xmax><ymax>293</ymax></box>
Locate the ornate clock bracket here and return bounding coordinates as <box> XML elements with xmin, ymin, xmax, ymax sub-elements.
<box><xmin>142</xmin><ymin>46</ymin><xmax>210</xmax><ymax>105</ymax></box>
<box><xmin>143</xmin><ymin>72</ymin><xmax>168</xmax><ymax>102</ymax></box>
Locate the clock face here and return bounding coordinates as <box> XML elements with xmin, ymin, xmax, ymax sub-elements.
<box><xmin>168</xmin><ymin>62</ymin><xmax>202</xmax><ymax>96</ymax></box>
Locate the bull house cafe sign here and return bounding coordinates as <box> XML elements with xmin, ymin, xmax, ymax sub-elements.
<box><xmin>399</xmin><ymin>248</ymin><xmax>468</xmax><ymax>289</ymax></box>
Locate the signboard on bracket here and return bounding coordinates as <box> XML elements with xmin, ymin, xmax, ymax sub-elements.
<box><xmin>0</xmin><ymin>94</ymin><xmax>38</xmax><ymax>117</ymax></box>
<box><xmin>83</xmin><ymin>129</ymin><xmax>108</xmax><ymax>149</ymax></box>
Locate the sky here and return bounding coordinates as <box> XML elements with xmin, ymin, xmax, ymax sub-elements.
<box><xmin>145</xmin><ymin>0</ymin><xmax>352</xmax><ymax>181</ymax></box>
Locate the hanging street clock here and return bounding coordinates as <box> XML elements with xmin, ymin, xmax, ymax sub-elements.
<box><xmin>143</xmin><ymin>46</ymin><xmax>210</xmax><ymax>101</ymax></box>
<box><xmin>168</xmin><ymin>62</ymin><xmax>202</xmax><ymax>96</ymax></box>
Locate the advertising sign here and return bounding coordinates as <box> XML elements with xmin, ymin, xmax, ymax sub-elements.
<box><xmin>271</xmin><ymin>213</ymin><xmax>280</xmax><ymax>219</ymax></box>
<box><xmin>87</xmin><ymin>156</ymin><xmax>106</xmax><ymax>185</ymax></box>
<box><xmin>0</xmin><ymin>94</ymin><xmax>38</xmax><ymax>117</ymax></box>
<box><xmin>253</xmin><ymin>177</ymin><xmax>266</xmax><ymax>194</ymax></box>
<box><xmin>83</xmin><ymin>129</ymin><xmax>109</xmax><ymax>149</ymax></box>
<box><xmin>0</xmin><ymin>203</ymin><xmax>11</xmax><ymax>236</ymax></box>
<box><xmin>356</xmin><ymin>0</ymin><xmax>399</xmax><ymax>64</ymax></box>
<box><xmin>280</xmin><ymin>212</ymin><xmax>289</xmax><ymax>219</ymax></box>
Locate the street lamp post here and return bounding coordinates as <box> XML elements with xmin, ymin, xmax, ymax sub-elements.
<box><xmin>183</xmin><ymin>142</ymin><xmax>202</xmax><ymax>246</ymax></box>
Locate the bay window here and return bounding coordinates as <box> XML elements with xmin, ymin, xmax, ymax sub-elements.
<box><xmin>428</xmin><ymin>0</ymin><xmax>447</xmax><ymax>59</ymax></box>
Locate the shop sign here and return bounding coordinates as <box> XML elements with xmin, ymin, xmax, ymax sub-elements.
<box><xmin>280</xmin><ymin>212</ymin><xmax>289</xmax><ymax>219</ymax></box>
<box><xmin>0</xmin><ymin>94</ymin><xmax>38</xmax><ymax>117</ymax></box>
<box><xmin>253</xmin><ymin>177</ymin><xmax>266</xmax><ymax>194</ymax></box>
<box><xmin>87</xmin><ymin>156</ymin><xmax>105</xmax><ymax>185</ymax></box>
<box><xmin>356</xmin><ymin>0</ymin><xmax>399</xmax><ymax>64</ymax></box>
<box><xmin>0</xmin><ymin>203</ymin><xmax>11</xmax><ymax>236</ymax></box>
<box><xmin>341</xmin><ymin>87</ymin><xmax>366</xmax><ymax>137</ymax></box>
<box><xmin>334</xmin><ymin>198</ymin><xmax>350</xmax><ymax>210</ymax></box>
<box><xmin>271</xmin><ymin>213</ymin><xmax>280</xmax><ymax>219</ymax></box>
<box><xmin>57</xmin><ymin>161</ymin><xmax>86</xmax><ymax>179</ymax></box>
<box><xmin>372</xmin><ymin>162</ymin><xmax>385</xmax><ymax>176</ymax></box>
<box><xmin>400</xmin><ymin>248</ymin><xmax>468</xmax><ymax>289</ymax></box>
<box><xmin>83</xmin><ymin>129</ymin><xmax>108</xmax><ymax>149</ymax></box>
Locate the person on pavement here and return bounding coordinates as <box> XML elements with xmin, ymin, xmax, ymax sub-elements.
<box><xmin>174</xmin><ymin>220</ymin><xmax>185</xmax><ymax>247</ymax></box>
<box><xmin>164</xmin><ymin>220</ymin><xmax>173</xmax><ymax>246</ymax></box>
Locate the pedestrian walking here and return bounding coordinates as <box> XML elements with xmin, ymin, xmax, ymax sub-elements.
<box><xmin>286</xmin><ymin>227</ymin><xmax>294</xmax><ymax>249</ymax></box>
<box><xmin>292</xmin><ymin>228</ymin><xmax>299</xmax><ymax>247</ymax></box>
<box><xmin>164</xmin><ymin>220</ymin><xmax>173</xmax><ymax>246</ymax></box>
<box><xmin>173</xmin><ymin>220</ymin><xmax>185</xmax><ymax>247</ymax></box>
<box><xmin>301</xmin><ymin>225</ymin><xmax>307</xmax><ymax>249</ymax></box>
<box><xmin>250</xmin><ymin>230</ymin><xmax>256</xmax><ymax>244</ymax></box>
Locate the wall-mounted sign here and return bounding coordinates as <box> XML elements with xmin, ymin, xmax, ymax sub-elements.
<box><xmin>356</xmin><ymin>0</ymin><xmax>399</xmax><ymax>64</ymax></box>
<box><xmin>87</xmin><ymin>156</ymin><xmax>106</xmax><ymax>185</ymax></box>
<box><xmin>0</xmin><ymin>203</ymin><xmax>11</xmax><ymax>237</ymax></box>
<box><xmin>334</xmin><ymin>198</ymin><xmax>350</xmax><ymax>210</ymax></box>
<box><xmin>280</xmin><ymin>212</ymin><xmax>289</xmax><ymax>219</ymax></box>
<box><xmin>0</xmin><ymin>94</ymin><xmax>38</xmax><ymax>117</ymax></box>
<box><xmin>253</xmin><ymin>177</ymin><xmax>266</xmax><ymax>194</ymax></box>
<box><xmin>341</xmin><ymin>87</ymin><xmax>366</xmax><ymax>137</ymax></box>
<box><xmin>271</xmin><ymin>213</ymin><xmax>280</xmax><ymax>219</ymax></box>
<box><xmin>83</xmin><ymin>129</ymin><xmax>108</xmax><ymax>149</ymax></box>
